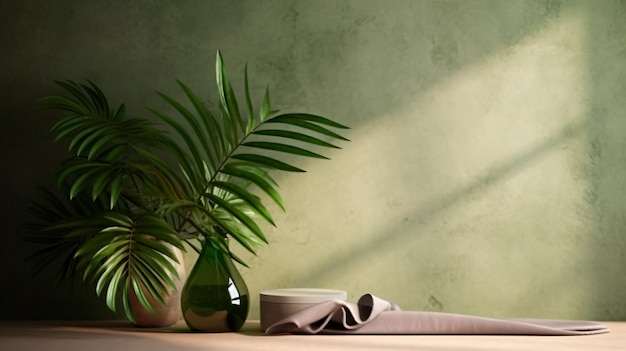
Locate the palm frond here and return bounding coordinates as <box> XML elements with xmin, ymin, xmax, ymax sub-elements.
<box><xmin>216</xmin><ymin>50</ymin><xmax>245</xmax><ymax>139</ymax></box>
<box><xmin>75</xmin><ymin>212</ymin><xmax>184</xmax><ymax>323</ymax></box>
<box><xmin>23</xmin><ymin>184</ymin><xmax>111</xmax><ymax>284</ymax></box>
<box><xmin>150</xmin><ymin>50</ymin><xmax>350</xmax><ymax>258</ymax></box>
<box><xmin>41</xmin><ymin>81</ymin><xmax>182</xmax><ymax>208</ymax></box>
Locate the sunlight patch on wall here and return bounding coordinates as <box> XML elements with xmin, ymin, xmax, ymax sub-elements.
<box><xmin>351</xmin><ymin>8</ymin><xmax>590</xmax><ymax>214</ymax></box>
<box><xmin>331</xmin><ymin>6</ymin><xmax>591</xmax><ymax>316</ymax></box>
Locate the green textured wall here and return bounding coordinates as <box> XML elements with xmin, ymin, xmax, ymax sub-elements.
<box><xmin>1</xmin><ymin>0</ymin><xmax>625</xmax><ymax>321</ymax></box>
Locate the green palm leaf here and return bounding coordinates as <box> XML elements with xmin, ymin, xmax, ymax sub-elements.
<box><xmin>211</xmin><ymin>181</ymin><xmax>275</xmax><ymax>226</ymax></box>
<box><xmin>54</xmin><ymin>80</ymin><xmax>99</xmax><ymax>115</ymax></box>
<box><xmin>244</xmin><ymin>65</ymin><xmax>255</xmax><ymax>133</ymax></box>
<box><xmin>253</xmin><ymin>129</ymin><xmax>342</xmax><ymax>149</ymax></box>
<box><xmin>230</xmin><ymin>154</ymin><xmax>305</xmax><ymax>172</ymax></box>
<box><xmin>220</xmin><ymin>163</ymin><xmax>285</xmax><ymax>211</ymax></box>
<box><xmin>266</xmin><ymin>114</ymin><xmax>350</xmax><ymax>141</ymax></box>
<box><xmin>216</xmin><ymin>50</ymin><xmax>245</xmax><ymax>138</ymax></box>
<box><xmin>75</xmin><ymin>212</ymin><xmax>184</xmax><ymax>322</ymax></box>
<box><xmin>242</xmin><ymin>141</ymin><xmax>329</xmax><ymax>159</ymax></box>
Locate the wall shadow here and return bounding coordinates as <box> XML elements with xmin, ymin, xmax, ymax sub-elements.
<box><xmin>583</xmin><ymin>0</ymin><xmax>626</xmax><ymax>321</ymax></box>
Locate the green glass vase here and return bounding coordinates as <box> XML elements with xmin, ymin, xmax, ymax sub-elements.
<box><xmin>181</xmin><ymin>238</ymin><xmax>249</xmax><ymax>332</ymax></box>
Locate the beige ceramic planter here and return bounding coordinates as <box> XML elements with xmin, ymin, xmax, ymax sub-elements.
<box><xmin>129</xmin><ymin>243</ymin><xmax>186</xmax><ymax>328</ymax></box>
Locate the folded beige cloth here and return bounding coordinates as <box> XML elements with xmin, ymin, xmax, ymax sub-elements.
<box><xmin>265</xmin><ymin>294</ymin><xmax>609</xmax><ymax>335</ymax></box>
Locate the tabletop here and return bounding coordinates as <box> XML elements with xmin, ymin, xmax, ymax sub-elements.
<box><xmin>0</xmin><ymin>320</ymin><xmax>624</xmax><ymax>351</ymax></box>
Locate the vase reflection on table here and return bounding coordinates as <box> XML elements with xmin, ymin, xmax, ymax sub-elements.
<box><xmin>181</xmin><ymin>237</ymin><xmax>249</xmax><ymax>332</ymax></box>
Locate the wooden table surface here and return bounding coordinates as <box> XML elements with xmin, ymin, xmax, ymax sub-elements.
<box><xmin>0</xmin><ymin>320</ymin><xmax>624</xmax><ymax>351</ymax></box>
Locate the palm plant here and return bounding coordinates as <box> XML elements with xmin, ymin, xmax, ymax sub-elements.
<box><xmin>27</xmin><ymin>50</ymin><xmax>349</xmax><ymax>323</ymax></box>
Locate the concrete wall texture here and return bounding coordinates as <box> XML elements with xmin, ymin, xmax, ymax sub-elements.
<box><xmin>1</xmin><ymin>0</ymin><xmax>625</xmax><ymax>321</ymax></box>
